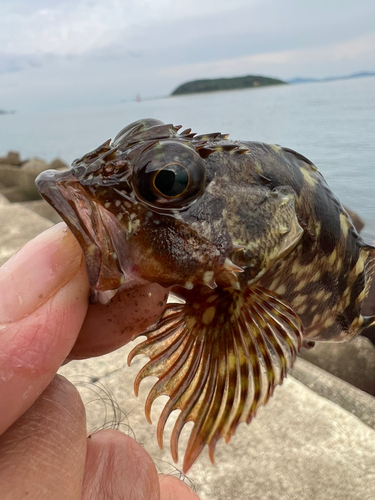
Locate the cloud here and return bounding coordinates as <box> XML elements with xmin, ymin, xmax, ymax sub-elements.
<box><xmin>0</xmin><ymin>0</ymin><xmax>254</xmax><ymax>56</ymax></box>
<box><xmin>3</xmin><ymin>0</ymin><xmax>374</xmax><ymax>61</ymax></box>
<box><xmin>0</xmin><ymin>53</ymin><xmax>45</xmax><ymax>74</ymax></box>
<box><xmin>162</xmin><ymin>33</ymin><xmax>375</xmax><ymax>81</ymax></box>
<box><xmin>0</xmin><ymin>0</ymin><xmax>374</xmax><ymax>111</ymax></box>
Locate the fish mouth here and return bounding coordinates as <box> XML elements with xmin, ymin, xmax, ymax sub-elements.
<box><xmin>36</xmin><ymin>169</ymin><xmax>126</xmax><ymax>295</ymax></box>
<box><xmin>36</xmin><ymin>170</ymin><xmax>229</xmax><ymax>299</ymax></box>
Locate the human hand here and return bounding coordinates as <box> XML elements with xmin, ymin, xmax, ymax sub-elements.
<box><xmin>0</xmin><ymin>223</ymin><xmax>199</xmax><ymax>499</ymax></box>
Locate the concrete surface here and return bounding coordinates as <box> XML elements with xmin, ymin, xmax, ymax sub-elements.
<box><xmin>291</xmin><ymin>356</ymin><xmax>375</xmax><ymax>429</ymax></box>
<box><xmin>59</xmin><ymin>343</ymin><xmax>375</xmax><ymax>500</ymax></box>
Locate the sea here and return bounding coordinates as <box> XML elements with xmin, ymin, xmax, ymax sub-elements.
<box><xmin>0</xmin><ymin>76</ymin><xmax>374</xmax><ymax>243</ymax></box>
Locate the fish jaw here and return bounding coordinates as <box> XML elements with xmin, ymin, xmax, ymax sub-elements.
<box><xmin>35</xmin><ymin>169</ymin><xmax>130</xmax><ymax>294</ymax></box>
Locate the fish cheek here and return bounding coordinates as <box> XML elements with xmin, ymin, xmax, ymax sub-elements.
<box><xmin>131</xmin><ymin>219</ymin><xmax>221</xmax><ymax>288</ymax></box>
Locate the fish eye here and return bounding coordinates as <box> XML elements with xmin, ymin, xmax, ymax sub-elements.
<box><xmin>154</xmin><ymin>163</ymin><xmax>189</xmax><ymax>197</ymax></box>
<box><xmin>132</xmin><ymin>141</ymin><xmax>206</xmax><ymax>209</ymax></box>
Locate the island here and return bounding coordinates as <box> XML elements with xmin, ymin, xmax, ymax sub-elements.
<box><xmin>171</xmin><ymin>75</ymin><xmax>287</xmax><ymax>96</ymax></box>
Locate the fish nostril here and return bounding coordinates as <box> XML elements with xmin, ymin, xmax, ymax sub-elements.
<box><xmin>72</xmin><ymin>166</ymin><xmax>86</xmax><ymax>177</ymax></box>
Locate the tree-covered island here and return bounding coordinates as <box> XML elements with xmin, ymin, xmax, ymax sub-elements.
<box><xmin>171</xmin><ymin>75</ymin><xmax>287</xmax><ymax>95</ymax></box>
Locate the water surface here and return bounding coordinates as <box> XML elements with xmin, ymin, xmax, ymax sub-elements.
<box><xmin>0</xmin><ymin>76</ymin><xmax>374</xmax><ymax>242</ymax></box>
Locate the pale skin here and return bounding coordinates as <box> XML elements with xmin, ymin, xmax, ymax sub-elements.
<box><xmin>0</xmin><ymin>223</ymin><xmax>200</xmax><ymax>500</ymax></box>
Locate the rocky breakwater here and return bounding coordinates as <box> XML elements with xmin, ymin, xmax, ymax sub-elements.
<box><xmin>0</xmin><ymin>151</ymin><xmax>67</xmax><ymax>265</ymax></box>
<box><xmin>0</xmin><ymin>151</ymin><xmax>67</xmax><ymax>203</ymax></box>
<box><xmin>0</xmin><ymin>151</ymin><xmax>67</xmax><ymax>222</ymax></box>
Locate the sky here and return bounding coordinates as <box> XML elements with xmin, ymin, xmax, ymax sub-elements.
<box><xmin>0</xmin><ymin>0</ymin><xmax>375</xmax><ymax>112</ymax></box>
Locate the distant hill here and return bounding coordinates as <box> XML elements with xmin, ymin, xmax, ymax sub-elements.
<box><xmin>288</xmin><ymin>71</ymin><xmax>375</xmax><ymax>85</ymax></box>
<box><xmin>171</xmin><ymin>75</ymin><xmax>287</xmax><ymax>96</ymax></box>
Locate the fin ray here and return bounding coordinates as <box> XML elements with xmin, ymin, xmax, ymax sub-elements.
<box><xmin>128</xmin><ymin>285</ymin><xmax>303</xmax><ymax>472</ymax></box>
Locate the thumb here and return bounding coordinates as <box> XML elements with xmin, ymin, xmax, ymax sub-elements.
<box><xmin>0</xmin><ymin>223</ymin><xmax>90</xmax><ymax>434</ymax></box>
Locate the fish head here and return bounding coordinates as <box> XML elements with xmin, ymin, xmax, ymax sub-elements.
<box><xmin>36</xmin><ymin>119</ymin><xmax>304</xmax><ymax>301</ymax></box>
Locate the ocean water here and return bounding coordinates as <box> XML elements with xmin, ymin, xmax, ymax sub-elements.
<box><xmin>0</xmin><ymin>76</ymin><xmax>374</xmax><ymax>243</ymax></box>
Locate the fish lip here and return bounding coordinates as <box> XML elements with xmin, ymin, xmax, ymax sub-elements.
<box><xmin>35</xmin><ymin>169</ymin><xmax>122</xmax><ymax>291</ymax></box>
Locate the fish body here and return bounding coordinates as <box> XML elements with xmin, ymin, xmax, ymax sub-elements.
<box><xmin>36</xmin><ymin>118</ymin><xmax>375</xmax><ymax>471</ymax></box>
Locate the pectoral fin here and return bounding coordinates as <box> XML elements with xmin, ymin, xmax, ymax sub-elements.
<box><xmin>128</xmin><ymin>285</ymin><xmax>303</xmax><ymax>472</ymax></box>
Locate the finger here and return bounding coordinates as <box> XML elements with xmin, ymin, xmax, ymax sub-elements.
<box><xmin>82</xmin><ymin>429</ymin><xmax>160</xmax><ymax>500</ymax></box>
<box><xmin>159</xmin><ymin>475</ymin><xmax>201</xmax><ymax>500</ymax></box>
<box><xmin>68</xmin><ymin>283</ymin><xmax>168</xmax><ymax>359</ymax></box>
<box><xmin>0</xmin><ymin>375</ymin><xmax>87</xmax><ymax>500</ymax></box>
<box><xmin>0</xmin><ymin>223</ymin><xmax>90</xmax><ymax>434</ymax></box>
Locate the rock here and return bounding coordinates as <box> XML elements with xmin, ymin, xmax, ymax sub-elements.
<box><xmin>14</xmin><ymin>158</ymin><xmax>49</xmax><ymax>200</ymax></box>
<box><xmin>14</xmin><ymin>170</ymin><xmax>43</xmax><ymax>200</ymax></box>
<box><xmin>20</xmin><ymin>200</ymin><xmax>62</xmax><ymax>224</ymax></box>
<box><xmin>0</xmin><ymin>159</ymin><xmax>49</xmax><ymax>200</ymax></box>
<box><xmin>0</xmin><ymin>193</ymin><xmax>9</xmax><ymax>205</ymax></box>
<box><xmin>0</xmin><ymin>186</ymin><xmax>32</xmax><ymax>203</ymax></box>
<box><xmin>0</xmin><ymin>165</ymin><xmax>18</xmax><ymax>187</ymax></box>
<box><xmin>0</xmin><ymin>204</ymin><xmax>53</xmax><ymax>266</ymax></box>
<box><xmin>0</xmin><ymin>151</ymin><xmax>21</xmax><ymax>166</ymax></box>
<box><xmin>7</xmin><ymin>151</ymin><xmax>21</xmax><ymax>166</ymax></box>
<box><xmin>344</xmin><ymin>205</ymin><xmax>365</xmax><ymax>233</ymax></box>
<box><xmin>49</xmin><ymin>158</ymin><xmax>69</xmax><ymax>171</ymax></box>
<box><xmin>21</xmin><ymin>157</ymin><xmax>49</xmax><ymax>176</ymax></box>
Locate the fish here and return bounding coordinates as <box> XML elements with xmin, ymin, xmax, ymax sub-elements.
<box><xmin>36</xmin><ymin>118</ymin><xmax>375</xmax><ymax>472</ymax></box>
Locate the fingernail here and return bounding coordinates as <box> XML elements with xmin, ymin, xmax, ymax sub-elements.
<box><xmin>0</xmin><ymin>223</ymin><xmax>83</xmax><ymax>324</ymax></box>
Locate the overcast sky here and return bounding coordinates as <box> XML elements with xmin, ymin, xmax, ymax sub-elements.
<box><xmin>1</xmin><ymin>0</ymin><xmax>374</xmax><ymax>111</ymax></box>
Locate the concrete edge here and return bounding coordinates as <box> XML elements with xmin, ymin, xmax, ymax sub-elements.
<box><xmin>291</xmin><ymin>357</ymin><xmax>375</xmax><ymax>430</ymax></box>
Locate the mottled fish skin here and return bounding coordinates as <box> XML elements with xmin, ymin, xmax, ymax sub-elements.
<box><xmin>36</xmin><ymin>118</ymin><xmax>375</xmax><ymax>472</ymax></box>
<box><xmin>200</xmin><ymin>141</ymin><xmax>375</xmax><ymax>342</ymax></box>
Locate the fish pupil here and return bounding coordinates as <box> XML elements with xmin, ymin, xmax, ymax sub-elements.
<box><xmin>154</xmin><ymin>163</ymin><xmax>189</xmax><ymax>198</ymax></box>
